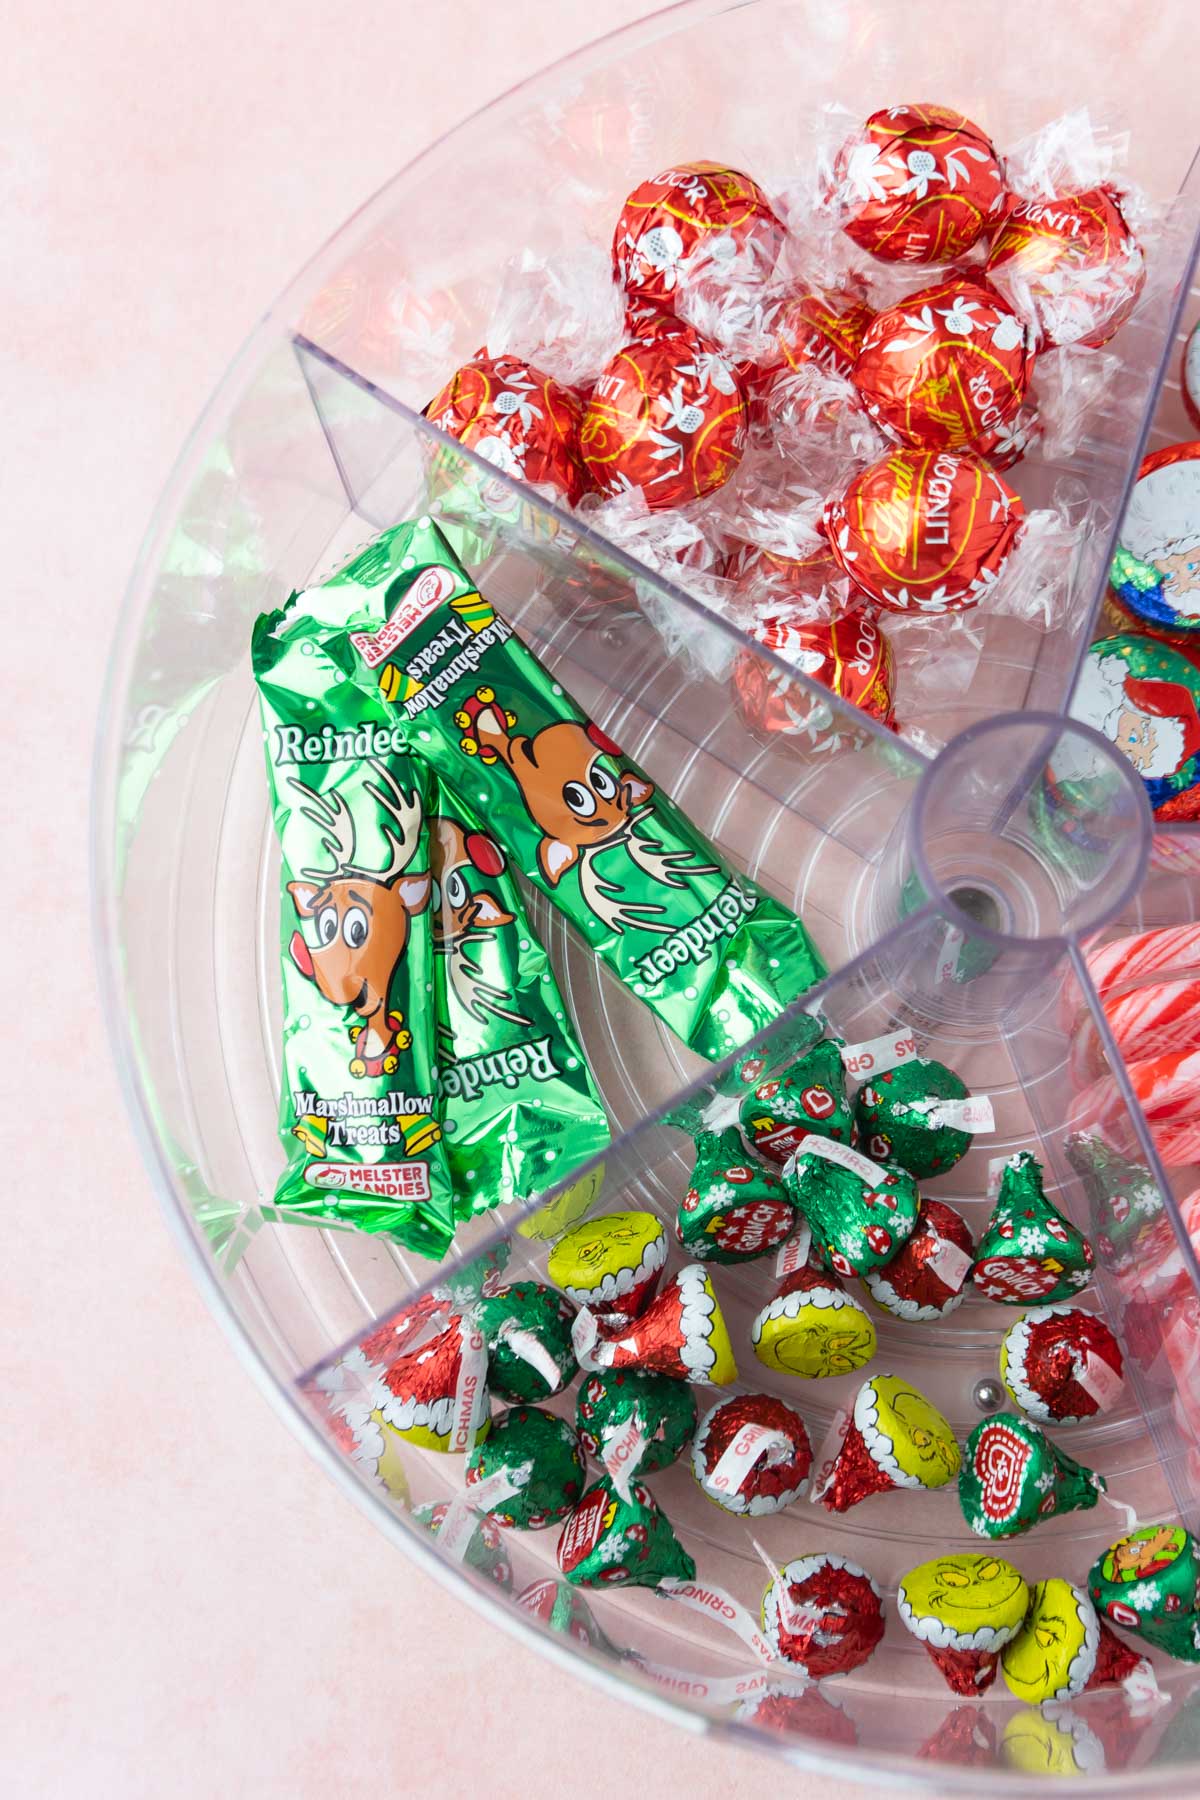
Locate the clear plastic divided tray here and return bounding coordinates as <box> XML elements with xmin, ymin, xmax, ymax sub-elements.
<box><xmin>94</xmin><ymin>1</ymin><xmax>1200</xmax><ymax>1790</ymax></box>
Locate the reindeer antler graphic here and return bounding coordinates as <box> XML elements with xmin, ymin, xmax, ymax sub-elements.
<box><xmin>577</xmin><ymin>811</ymin><xmax>719</xmax><ymax>936</ymax></box>
<box><xmin>290</xmin><ymin>759</ymin><xmax>423</xmax><ymax>884</ymax></box>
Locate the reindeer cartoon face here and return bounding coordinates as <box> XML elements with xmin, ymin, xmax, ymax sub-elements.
<box><xmin>286</xmin><ymin>764</ymin><xmax>430</xmax><ymax>1076</ymax></box>
<box><xmin>430</xmin><ymin>817</ymin><xmax>514</xmax><ymax>947</ymax></box>
<box><xmin>431</xmin><ymin>814</ymin><xmax>532</xmax><ymax>1032</ymax></box>
<box><xmin>455</xmin><ymin>688</ymin><xmax>654</xmax><ymax>886</ymax></box>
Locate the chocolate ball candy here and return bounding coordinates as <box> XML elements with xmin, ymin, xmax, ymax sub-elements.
<box><xmin>898</xmin><ymin>1553</ymin><xmax>1030</xmax><ymax>1694</ymax></box>
<box><xmin>773</xmin><ymin>282</ymin><xmax>875</xmax><ymax>376</ymax></box>
<box><xmin>573</xmin><ymin>1264</ymin><xmax>738</xmax><ymax>1386</ymax></box>
<box><xmin>811</xmin><ymin>1372</ymin><xmax>960</xmax><ymax>1512</ymax></box>
<box><xmin>825</xmin><ymin>447</ymin><xmax>1024</xmax><ymax>615</ymax></box>
<box><xmin>613</xmin><ymin>162</ymin><xmax>785</xmax><ymax>314</ymax></box>
<box><xmin>863</xmin><ymin>1197</ymin><xmax>974</xmax><ymax>1321</ymax></box>
<box><xmin>675</xmin><ymin>1126</ymin><xmax>799</xmax><ymax>1263</ymax></box>
<box><xmin>474</xmin><ymin>1281</ymin><xmax>577</xmax><ymax>1404</ymax></box>
<box><xmin>575</xmin><ymin>1368</ymin><xmax>696</xmax><ymax>1477</ymax></box>
<box><xmin>547</xmin><ymin>1210</ymin><xmax>667</xmax><ymax>1326</ymax></box>
<box><xmin>852</xmin><ymin>276</ymin><xmax>1032</xmax><ymax>453</ymax></box>
<box><xmin>413</xmin><ymin>1500</ymin><xmax>513</xmax><ymax>1591</ymax></box>
<box><xmin>580</xmin><ymin>325</ymin><xmax>748</xmax><ymax>510</ymax></box>
<box><xmin>731</xmin><ymin>608</ymin><xmax>895</xmax><ymax>748</ymax></box>
<box><xmin>1000</xmin><ymin>1304</ymin><xmax>1125</xmax><ymax>1424</ymax></box>
<box><xmin>986</xmin><ymin>186</ymin><xmax>1145</xmax><ymax>349</ymax></box>
<box><xmin>751</xmin><ymin>1261</ymin><xmax>877</xmax><ymax>1380</ymax></box>
<box><xmin>761</xmin><ymin>1553</ymin><xmax>885</xmax><ymax>1676</ymax></box>
<box><xmin>973</xmin><ymin>1152</ymin><xmax>1095</xmax><ymax>1304</ymax></box>
<box><xmin>1002</xmin><ymin>1578</ymin><xmax>1157</xmax><ymax>1705</ymax></box>
<box><xmin>739</xmin><ymin>1037</ymin><xmax>855</xmax><ymax>1168</ymax></box>
<box><xmin>853</xmin><ymin>1057</ymin><xmax>974</xmax><ymax>1178</ymax></box>
<box><xmin>691</xmin><ymin>1393</ymin><xmax>812</xmax><ymax>1515</ymax></box>
<box><xmin>785</xmin><ymin>1138</ymin><xmax>919</xmax><ymax>1277</ymax></box>
<box><xmin>558</xmin><ymin>1475</ymin><xmax>695</xmax><ymax>1589</ymax></box>
<box><xmin>425</xmin><ymin>352</ymin><xmax>586</xmax><ymax>506</ymax></box>
<box><xmin>1089</xmin><ymin>1524</ymin><xmax>1200</xmax><ymax>1662</ymax></box>
<box><xmin>959</xmin><ymin>1413</ymin><xmax>1105</xmax><ymax>1539</ymax></box>
<box><xmin>832</xmin><ymin>103</ymin><xmax>1004</xmax><ymax>264</ymax></box>
<box><xmin>466</xmin><ymin>1406</ymin><xmax>584</xmax><ymax>1529</ymax></box>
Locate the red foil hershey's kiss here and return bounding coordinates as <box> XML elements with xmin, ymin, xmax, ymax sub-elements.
<box><xmin>834</xmin><ymin>104</ymin><xmax>1005</xmax><ymax>264</ymax></box>
<box><xmin>426</xmin><ymin>352</ymin><xmax>586</xmax><ymax>506</ymax></box>
<box><xmin>762</xmin><ymin>1553</ymin><xmax>885</xmax><ymax>1677</ymax></box>
<box><xmin>581</xmin><ymin>325</ymin><xmax>748</xmax><ymax>510</ymax></box>
<box><xmin>733</xmin><ymin>608</ymin><xmax>895</xmax><ymax>738</ymax></box>
<box><xmin>852</xmin><ymin>276</ymin><xmax>1033</xmax><ymax>452</ymax></box>
<box><xmin>613</xmin><ymin>162</ymin><xmax>785</xmax><ymax>313</ymax></box>
<box><xmin>825</xmin><ymin>447</ymin><xmax>1024</xmax><ymax>613</ymax></box>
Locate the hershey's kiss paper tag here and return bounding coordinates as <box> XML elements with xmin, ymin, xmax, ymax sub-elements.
<box><xmin>839</xmin><ymin>1027</ymin><xmax>918</xmax><ymax>1082</ymax></box>
<box><xmin>602</xmin><ymin>1412</ymin><xmax>650</xmax><ymax>1501</ymax></box>
<box><xmin>707</xmin><ymin>1422</ymin><xmax>792</xmax><ymax>1496</ymax></box>
<box><xmin>791</xmin><ymin>1134</ymin><xmax>889</xmax><ymax>1188</ymax></box>
<box><xmin>450</xmin><ymin>1323</ymin><xmax>488</xmax><ymax>1456</ymax></box>
<box><xmin>808</xmin><ymin>1407</ymin><xmax>851</xmax><ymax>1505</ymax></box>
<box><xmin>916</xmin><ymin>1095</ymin><xmax>995</xmax><ymax>1134</ymax></box>
<box><xmin>1075</xmin><ymin>1348</ymin><xmax>1124</xmax><ymax>1409</ymax></box>
<box><xmin>658</xmin><ymin>1577</ymin><xmax>778</xmax><ymax>1667</ymax></box>
<box><xmin>774</xmin><ymin>1221</ymin><xmax>813</xmax><ymax>1279</ymax></box>
<box><xmin>926</xmin><ymin>1235</ymin><xmax>973</xmax><ymax>1291</ymax></box>
<box><xmin>499</xmin><ymin>1322</ymin><xmax>564</xmax><ymax>1391</ymax></box>
<box><xmin>436</xmin><ymin>1461</ymin><xmax>530</xmax><ymax>1560</ymax></box>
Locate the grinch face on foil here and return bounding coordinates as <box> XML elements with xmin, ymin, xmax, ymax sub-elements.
<box><xmin>1001</xmin><ymin>1581</ymin><xmax>1092</xmax><ymax>1703</ymax></box>
<box><xmin>774</xmin><ymin>1319</ymin><xmax>875</xmax><ymax>1380</ymax></box>
<box><xmin>862</xmin><ymin>1376</ymin><xmax>959</xmax><ymax>1487</ymax></box>
<box><xmin>917</xmin><ymin>1555</ymin><xmax>1028</xmax><ymax>1622</ymax></box>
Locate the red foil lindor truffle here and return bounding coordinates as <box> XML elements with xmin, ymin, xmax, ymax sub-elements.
<box><xmin>733</xmin><ymin>609</ymin><xmax>895</xmax><ymax>739</ymax></box>
<box><xmin>726</xmin><ymin>535</ymin><xmax>844</xmax><ymax>596</ymax></box>
<box><xmin>775</xmin><ymin>285</ymin><xmax>876</xmax><ymax>377</ymax></box>
<box><xmin>833</xmin><ymin>104</ymin><xmax>1005</xmax><ymax>264</ymax></box>
<box><xmin>986</xmin><ymin>187</ymin><xmax>1146</xmax><ymax>349</ymax></box>
<box><xmin>825</xmin><ymin>447</ymin><xmax>1024</xmax><ymax>613</ymax></box>
<box><xmin>613</xmin><ymin>162</ymin><xmax>785</xmax><ymax>314</ymax></box>
<box><xmin>580</xmin><ymin>327</ymin><xmax>748</xmax><ymax>509</ymax></box>
<box><xmin>852</xmin><ymin>276</ymin><xmax>1033</xmax><ymax>453</ymax></box>
<box><xmin>425</xmin><ymin>352</ymin><xmax>586</xmax><ymax>505</ymax></box>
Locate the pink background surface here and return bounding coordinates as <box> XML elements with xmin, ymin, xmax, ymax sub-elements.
<box><xmin>4</xmin><ymin>3</ymin><xmax>901</xmax><ymax>1793</ymax></box>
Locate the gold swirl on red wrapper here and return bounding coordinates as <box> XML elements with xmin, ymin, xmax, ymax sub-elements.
<box><xmin>727</xmin><ymin>536</ymin><xmax>844</xmax><ymax>596</ymax></box>
<box><xmin>986</xmin><ymin>186</ymin><xmax>1146</xmax><ymax>349</ymax></box>
<box><xmin>775</xmin><ymin>284</ymin><xmax>876</xmax><ymax>377</ymax></box>
<box><xmin>580</xmin><ymin>326</ymin><xmax>748</xmax><ymax>509</ymax></box>
<box><xmin>852</xmin><ymin>276</ymin><xmax>1033</xmax><ymax>452</ymax></box>
<box><xmin>732</xmin><ymin>608</ymin><xmax>895</xmax><ymax>740</ymax></box>
<box><xmin>834</xmin><ymin>104</ymin><xmax>1005</xmax><ymax>264</ymax></box>
<box><xmin>612</xmin><ymin>162</ymin><xmax>785</xmax><ymax>313</ymax></box>
<box><xmin>426</xmin><ymin>352</ymin><xmax>586</xmax><ymax>505</ymax></box>
<box><xmin>825</xmin><ymin>447</ymin><xmax>1025</xmax><ymax>613</ymax></box>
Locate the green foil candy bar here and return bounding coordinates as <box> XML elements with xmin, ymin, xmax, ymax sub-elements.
<box><xmin>252</xmin><ymin>597</ymin><xmax>455</xmax><ymax>1258</ymax></box>
<box><xmin>558</xmin><ymin>1475</ymin><xmax>696</xmax><ymax>1589</ymax></box>
<box><xmin>973</xmin><ymin>1152</ymin><xmax>1095</xmax><ymax>1304</ymax></box>
<box><xmin>959</xmin><ymin>1414</ymin><xmax>1104</xmax><ymax>1540</ymax></box>
<box><xmin>675</xmin><ymin>1126</ymin><xmax>799</xmax><ymax>1263</ymax></box>
<box><xmin>853</xmin><ymin>1057</ymin><xmax>972</xmax><ymax>1179</ymax></box>
<box><xmin>785</xmin><ymin>1139</ymin><xmax>919</xmax><ymax>1277</ymax></box>
<box><xmin>474</xmin><ymin>1281</ymin><xmax>578</xmax><ymax>1404</ymax></box>
<box><xmin>575</xmin><ymin>1368</ymin><xmax>697</xmax><ymax>1475</ymax></box>
<box><xmin>1089</xmin><ymin>1525</ymin><xmax>1200</xmax><ymax>1662</ymax></box>
<box><xmin>430</xmin><ymin>785</ymin><xmax>609</xmax><ymax>1218</ymax></box>
<box><xmin>466</xmin><ymin>1405</ymin><xmax>585</xmax><ymax>1529</ymax></box>
<box><xmin>739</xmin><ymin>1038</ymin><xmax>854</xmax><ymax>1167</ymax></box>
<box><xmin>317</xmin><ymin>515</ymin><xmax>826</xmax><ymax>1060</ymax></box>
